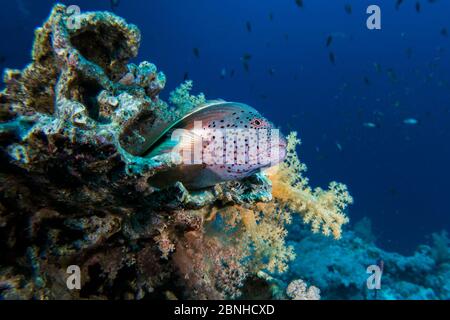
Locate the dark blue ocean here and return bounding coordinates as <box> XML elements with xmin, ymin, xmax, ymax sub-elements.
<box><xmin>1</xmin><ymin>0</ymin><xmax>449</xmax><ymax>255</ymax></box>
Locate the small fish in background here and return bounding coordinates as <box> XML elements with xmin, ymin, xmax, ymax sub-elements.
<box><xmin>242</xmin><ymin>61</ymin><xmax>250</xmax><ymax>72</ymax></box>
<box><xmin>193</xmin><ymin>47</ymin><xmax>200</xmax><ymax>58</ymax></box>
<box><xmin>387</xmin><ymin>187</ymin><xmax>399</xmax><ymax>197</ymax></box>
<box><xmin>403</xmin><ymin>118</ymin><xmax>419</xmax><ymax>125</ymax></box>
<box><xmin>373</xmin><ymin>62</ymin><xmax>382</xmax><ymax>73</ymax></box>
<box><xmin>295</xmin><ymin>0</ymin><xmax>304</xmax><ymax>8</ymax></box>
<box><xmin>183</xmin><ymin>72</ymin><xmax>189</xmax><ymax>81</ymax></box>
<box><xmin>336</xmin><ymin>142</ymin><xmax>343</xmax><ymax>151</ymax></box>
<box><xmin>242</xmin><ymin>53</ymin><xmax>252</xmax><ymax>61</ymax></box>
<box><xmin>246</xmin><ymin>21</ymin><xmax>252</xmax><ymax>33</ymax></box>
<box><xmin>110</xmin><ymin>0</ymin><xmax>120</xmax><ymax>12</ymax></box>
<box><xmin>269</xmin><ymin>12</ymin><xmax>274</xmax><ymax>21</ymax></box>
<box><xmin>268</xmin><ymin>68</ymin><xmax>275</xmax><ymax>76</ymax></box>
<box><xmin>440</xmin><ymin>28</ymin><xmax>448</xmax><ymax>37</ymax></box>
<box><xmin>363</xmin><ymin>76</ymin><xmax>371</xmax><ymax>85</ymax></box>
<box><xmin>405</xmin><ymin>47</ymin><xmax>413</xmax><ymax>59</ymax></box>
<box><xmin>387</xmin><ymin>68</ymin><xmax>398</xmax><ymax>81</ymax></box>
<box><xmin>241</xmin><ymin>53</ymin><xmax>252</xmax><ymax>72</ymax></box>
<box><xmin>230</xmin><ymin>69</ymin><xmax>235</xmax><ymax>77</ymax></box>
<box><xmin>328</xmin><ymin>52</ymin><xmax>336</xmax><ymax>65</ymax></box>
<box><xmin>395</xmin><ymin>0</ymin><xmax>404</xmax><ymax>10</ymax></box>
<box><xmin>415</xmin><ymin>1</ymin><xmax>421</xmax><ymax>13</ymax></box>
<box><xmin>344</xmin><ymin>4</ymin><xmax>352</xmax><ymax>14</ymax></box>
<box><xmin>363</xmin><ymin>122</ymin><xmax>380</xmax><ymax>129</ymax></box>
<box><xmin>220</xmin><ymin>68</ymin><xmax>226</xmax><ymax>79</ymax></box>
<box><xmin>373</xmin><ymin>109</ymin><xmax>384</xmax><ymax>118</ymax></box>
<box><xmin>326</xmin><ymin>35</ymin><xmax>333</xmax><ymax>47</ymax></box>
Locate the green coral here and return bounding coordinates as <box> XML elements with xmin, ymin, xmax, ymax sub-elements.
<box><xmin>169</xmin><ymin>80</ymin><xmax>206</xmax><ymax>117</ymax></box>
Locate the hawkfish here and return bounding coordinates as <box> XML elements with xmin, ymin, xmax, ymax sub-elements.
<box><xmin>143</xmin><ymin>100</ymin><xmax>287</xmax><ymax>189</ymax></box>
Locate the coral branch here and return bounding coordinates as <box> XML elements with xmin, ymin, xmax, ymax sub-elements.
<box><xmin>266</xmin><ymin>132</ymin><xmax>352</xmax><ymax>239</ymax></box>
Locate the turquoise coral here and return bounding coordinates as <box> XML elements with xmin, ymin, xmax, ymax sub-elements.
<box><xmin>169</xmin><ymin>80</ymin><xmax>206</xmax><ymax>118</ymax></box>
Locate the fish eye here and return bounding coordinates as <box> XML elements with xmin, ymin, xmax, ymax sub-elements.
<box><xmin>250</xmin><ymin>118</ymin><xmax>265</xmax><ymax>128</ymax></box>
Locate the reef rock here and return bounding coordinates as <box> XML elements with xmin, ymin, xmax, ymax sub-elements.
<box><xmin>0</xmin><ymin>5</ymin><xmax>272</xmax><ymax>299</ymax></box>
<box><xmin>284</xmin><ymin>219</ymin><xmax>450</xmax><ymax>300</ymax></box>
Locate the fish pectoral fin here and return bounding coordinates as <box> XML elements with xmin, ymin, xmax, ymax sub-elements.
<box><xmin>146</xmin><ymin>128</ymin><xmax>204</xmax><ymax>159</ymax></box>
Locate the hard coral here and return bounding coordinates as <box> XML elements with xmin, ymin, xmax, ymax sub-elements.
<box><xmin>286</xmin><ymin>279</ymin><xmax>321</xmax><ymax>300</ymax></box>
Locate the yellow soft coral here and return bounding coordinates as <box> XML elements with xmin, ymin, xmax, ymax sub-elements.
<box><xmin>266</xmin><ymin>132</ymin><xmax>352</xmax><ymax>239</ymax></box>
<box><xmin>246</xmin><ymin>204</ymin><xmax>295</xmax><ymax>274</ymax></box>
<box><xmin>214</xmin><ymin>204</ymin><xmax>295</xmax><ymax>275</ymax></box>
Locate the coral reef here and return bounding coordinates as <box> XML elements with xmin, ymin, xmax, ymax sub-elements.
<box><xmin>286</xmin><ymin>279</ymin><xmax>321</xmax><ymax>300</ymax></box>
<box><xmin>0</xmin><ymin>5</ymin><xmax>352</xmax><ymax>300</ymax></box>
<box><xmin>266</xmin><ymin>132</ymin><xmax>352</xmax><ymax>240</ymax></box>
<box><xmin>282</xmin><ymin>218</ymin><xmax>450</xmax><ymax>300</ymax></box>
<box><xmin>168</xmin><ymin>80</ymin><xmax>206</xmax><ymax>119</ymax></box>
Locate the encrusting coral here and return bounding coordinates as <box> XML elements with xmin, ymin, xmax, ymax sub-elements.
<box><xmin>286</xmin><ymin>279</ymin><xmax>321</xmax><ymax>300</ymax></box>
<box><xmin>0</xmin><ymin>5</ymin><xmax>352</xmax><ymax>300</ymax></box>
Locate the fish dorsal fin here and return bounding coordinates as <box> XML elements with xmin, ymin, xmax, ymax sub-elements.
<box><xmin>142</xmin><ymin>99</ymin><xmax>227</xmax><ymax>156</ymax></box>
